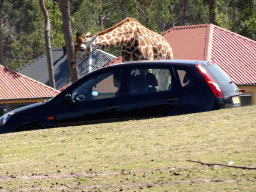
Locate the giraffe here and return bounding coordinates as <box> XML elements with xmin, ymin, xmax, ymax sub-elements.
<box><xmin>74</xmin><ymin>18</ymin><xmax>173</xmax><ymax>65</ymax></box>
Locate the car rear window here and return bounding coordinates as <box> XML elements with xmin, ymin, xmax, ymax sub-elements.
<box><xmin>176</xmin><ymin>70</ymin><xmax>193</xmax><ymax>88</ymax></box>
<box><xmin>203</xmin><ymin>64</ymin><xmax>232</xmax><ymax>86</ymax></box>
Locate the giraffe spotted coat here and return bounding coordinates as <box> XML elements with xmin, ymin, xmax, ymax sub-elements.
<box><xmin>74</xmin><ymin>18</ymin><xmax>173</xmax><ymax>64</ymax></box>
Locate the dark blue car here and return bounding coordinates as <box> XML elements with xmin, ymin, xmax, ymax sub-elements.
<box><xmin>0</xmin><ymin>60</ymin><xmax>240</xmax><ymax>134</ymax></box>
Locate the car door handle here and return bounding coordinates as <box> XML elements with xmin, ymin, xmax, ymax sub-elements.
<box><xmin>107</xmin><ymin>106</ymin><xmax>121</xmax><ymax>110</ymax></box>
<box><xmin>166</xmin><ymin>98</ymin><xmax>178</xmax><ymax>102</ymax></box>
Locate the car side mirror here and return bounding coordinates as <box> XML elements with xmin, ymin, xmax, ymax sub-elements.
<box><xmin>64</xmin><ymin>94</ymin><xmax>74</xmax><ymax>105</ymax></box>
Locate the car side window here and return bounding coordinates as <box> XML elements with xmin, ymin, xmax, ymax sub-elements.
<box><xmin>176</xmin><ymin>70</ymin><xmax>193</xmax><ymax>88</ymax></box>
<box><xmin>72</xmin><ymin>70</ymin><xmax>123</xmax><ymax>102</ymax></box>
<box><xmin>129</xmin><ymin>68</ymin><xmax>172</xmax><ymax>96</ymax></box>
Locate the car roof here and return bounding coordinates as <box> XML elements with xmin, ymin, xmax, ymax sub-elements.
<box><xmin>104</xmin><ymin>60</ymin><xmax>211</xmax><ymax>69</ymax></box>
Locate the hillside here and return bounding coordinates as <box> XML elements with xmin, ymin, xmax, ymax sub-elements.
<box><xmin>0</xmin><ymin>105</ymin><xmax>256</xmax><ymax>191</ymax></box>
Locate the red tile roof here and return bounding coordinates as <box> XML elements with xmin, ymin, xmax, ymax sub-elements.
<box><xmin>104</xmin><ymin>24</ymin><xmax>256</xmax><ymax>85</ymax></box>
<box><xmin>163</xmin><ymin>24</ymin><xmax>256</xmax><ymax>85</ymax></box>
<box><xmin>103</xmin><ymin>56</ymin><xmax>122</xmax><ymax>67</ymax></box>
<box><xmin>163</xmin><ymin>24</ymin><xmax>211</xmax><ymax>61</ymax></box>
<box><xmin>0</xmin><ymin>65</ymin><xmax>60</xmax><ymax>101</ymax></box>
<box><xmin>210</xmin><ymin>26</ymin><xmax>256</xmax><ymax>85</ymax></box>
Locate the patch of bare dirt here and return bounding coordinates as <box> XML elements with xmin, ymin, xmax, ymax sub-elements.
<box><xmin>0</xmin><ymin>167</ymin><xmax>256</xmax><ymax>191</ymax></box>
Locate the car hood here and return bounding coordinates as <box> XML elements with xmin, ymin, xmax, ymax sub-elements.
<box><xmin>9</xmin><ymin>102</ymin><xmax>46</xmax><ymax>115</ymax></box>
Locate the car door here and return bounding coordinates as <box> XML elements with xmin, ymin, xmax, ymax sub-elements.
<box><xmin>53</xmin><ymin>69</ymin><xmax>125</xmax><ymax>127</ymax></box>
<box><xmin>122</xmin><ymin>65</ymin><xmax>180</xmax><ymax>118</ymax></box>
<box><xmin>172</xmin><ymin>65</ymin><xmax>215</xmax><ymax>113</ymax></box>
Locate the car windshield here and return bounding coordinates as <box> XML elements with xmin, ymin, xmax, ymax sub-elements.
<box><xmin>72</xmin><ymin>72</ymin><xmax>113</xmax><ymax>99</ymax></box>
<box><xmin>204</xmin><ymin>64</ymin><xmax>232</xmax><ymax>86</ymax></box>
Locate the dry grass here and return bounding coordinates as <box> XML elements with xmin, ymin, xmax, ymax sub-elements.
<box><xmin>0</xmin><ymin>105</ymin><xmax>256</xmax><ymax>191</ymax></box>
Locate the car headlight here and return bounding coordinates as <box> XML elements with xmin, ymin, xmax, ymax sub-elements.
<box><xmin>0</xmin><ymin>112</ymin><xmax>14</xmax><ymax>126</ymax></box>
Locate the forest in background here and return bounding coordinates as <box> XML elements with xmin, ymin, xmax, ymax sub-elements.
<box><xmin>0</xmin><ymin>0</ymin><xmax>256</xmax><ymax>70</ymax></box>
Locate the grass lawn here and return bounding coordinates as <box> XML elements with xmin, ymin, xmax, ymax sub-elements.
<box><xmin>0</xmin><ymin>105</ymin><xmax>256</xmax><ymax>191</ymax></box>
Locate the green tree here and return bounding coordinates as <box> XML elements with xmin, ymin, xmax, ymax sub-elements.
<box><xmin>235</xmin><ymin>0</ymin><xmax>256</xmax><ymax>40</ymax></box>
<box><xmin>2</xmin><ymin>0</ymin><xmax>256</xmax><ymax>70</ymax></box>
<box><xmin>40</xmin><ymin>0</ymin><xmax>55</xmax><ymax>88</ymax></box>
<box><xmin>61</xmin><ymin>0</ymin><xmax>79</xmax><ymax>82</ymax></box>
<box><xmin>2</xmin><ymin>0</ymin><xmax>63</xmax><ymax>70</ymax></box>
<box><xmin>138</xmin><ymin>0</ymin><xmax>174</xmax><ymax>32</ymax></box>
<box><xmin>72</xmin><ymin>0</ymin><xmax>101</xmax><ymax>34</ymax></box>
<box><xmin>214</xmin><ymin>0</ymin><xmax>256</xmax><ymax>41</ymax></box>
<box><xmin>0</xmin><ymin>0</ymin><xmax>4</xmax><ymax>66</ymax></box>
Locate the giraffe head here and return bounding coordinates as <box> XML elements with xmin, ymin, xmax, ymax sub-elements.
<box><xmin>74</xmin><ymin>32</ymin><xmax>98</xmax><ymax>63</ymax></box>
